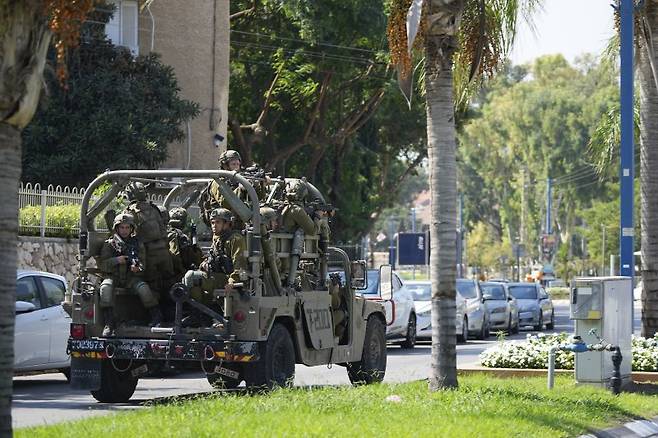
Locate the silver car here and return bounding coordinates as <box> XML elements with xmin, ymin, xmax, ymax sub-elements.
<box><xmin>457</xmin><ymin>279</ymin><xmax>489</xmax><ymax>339</ymax></box>
<box><xmin>507</xmin><ymin>282</ymin><xmax>554</xmax><ymax>330</ymax></box>
<box><xmin>479</xmin><ymin>281</ymin><xmax>519</xmax><ymax>334</ymax></box>
<box><xmin>407</xmin><ymin>281</ymin><xmax>468</xmax><ymax>343</ymax></box>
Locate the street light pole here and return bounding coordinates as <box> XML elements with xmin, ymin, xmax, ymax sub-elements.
<box><xmin>602</xmin><ymin>224</ymin><xmax>606</xmax><ymax>276</ymax></box>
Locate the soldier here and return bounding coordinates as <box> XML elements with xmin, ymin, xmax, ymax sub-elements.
<box><xmin>122</xmin><ymin>182</ymin><xmax>174</xmax><ymax>292</ymax></box>
<box><xmin>260</xmin><ymin>206</ymin><xmax>282</xmax><ymax>295</ymax></box>
<box><xmin>99</xmin><ymin>213</ymin><xmax>162</xmax><ymax>336</ymax></box>
<box><xmin>199</xmin><ymin>150</ymin><xmax>242</xmax><ymax>226</ymax></box>
<box><xmin>167</xmin><ymin>207</ymin><xmax>203</xmax><ymax>279</ymax></box>
<box><xmin>204</xmin><ymin>208</ymin><xmax>247</xmax><ymax>292</ymax></box>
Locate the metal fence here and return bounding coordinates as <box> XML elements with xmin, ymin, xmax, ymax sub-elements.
<box><xmin>18</xmin><ymin>182</ymin><xmax>207</xmax><ymax>238</ymax></box>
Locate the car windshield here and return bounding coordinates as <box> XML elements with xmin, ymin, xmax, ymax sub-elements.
<box><xmin>508</xmin><ymin>285</ymin><xmax>537</xmax><ymax>300</ymax></box>
<box><xmin>407</xmin><ymin>284</ymin><xmax>431</xmax><ymax>301</ymax></box>
<box><xmin>480</xmin><ymin>283</ymin><xmax>506</xmax><ymax>300</ymax></box>
<box><xmin>362</xmin><ymin>270</ymin><xmax>381</xmax><ymax>295</ymax></box>
<box><xmin>456</xmin><ymin>280</ymin><xmax>477</xmax><ymax>299</ymax></box>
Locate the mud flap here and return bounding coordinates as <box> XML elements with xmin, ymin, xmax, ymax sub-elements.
<box><xmin>70</xmin><ymin>357</ymin><xmax>101</xmax><ymax>390</ymax></box>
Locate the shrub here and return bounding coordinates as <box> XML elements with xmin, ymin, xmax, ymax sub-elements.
<box><xmin>19</xmin><ymin>204</ymin><xmax>80</xmax><ymax>238</ymax></box>
<box><xmin>480</xmin><ymin>332</ymin><xmax>658</xmax><ymax>372</ymax></box>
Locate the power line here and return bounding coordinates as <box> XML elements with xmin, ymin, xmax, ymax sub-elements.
<box><xmin>231</xmin><ymin>40</ymin><xmax>381</xmax><ymax>66</ymax></box>
<box><xmin>230</xmin><ymin>30</ymin><xmax>377</xmax><ymax>54</ymax></box>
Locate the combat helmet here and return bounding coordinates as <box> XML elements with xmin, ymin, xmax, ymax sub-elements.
<box><xmin>169</xmin><ymin>207</ymin><xmax>188</xmax><ymax>229</ymax></box>
<box><xmin>285</xmin><ymin>179</ymin><xmax>308</xmax><ymax>202</ymax></box>
<box><xmin>260</xmin><ymin>206</ymin><xmax>278</xmax><ymax>222</ymax></box>
<box><xmin>218</xmin><ymin>149</ymin><xmax>242</xmax><ymax>169</ymax></box>
<box><xmin>113</xmin><ymin>213</ymin><xmax>135</xmax><ymax>230</ymax></box>
<box><xmin>124</xmin><ymin>181</ymin><xmax>148</xmax><ymax>201</ymax></box>
<box><xmin>209</xmin><ymin>208</ymin><xmax>233</xmax><ymax>222</ymax></box>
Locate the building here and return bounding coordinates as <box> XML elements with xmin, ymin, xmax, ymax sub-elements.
<box><xmin>106</xmin><ymin>0</ymin><xmax>230</xmax><ymax>169</ymax></box>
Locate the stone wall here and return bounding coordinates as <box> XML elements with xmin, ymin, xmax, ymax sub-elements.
<box><xmin>18</xmin><ymin>236</ymin><xmax>79</xmax><ymax>286</ymax></box>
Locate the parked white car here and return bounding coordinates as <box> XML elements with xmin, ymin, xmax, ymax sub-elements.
<box><xmin>457</xmin><ymin>279</ymin><xmax>489</xmax><ymax>339</ymax></box>
<box><xmin>360</xmin><ymin>270</ymin><xmax>416</xmax><ymax>349</ymax></box>
<box><xmin>14</xmin><ymin>270</ymin><xmax>71</xmax><ymax>379</ymax></box>
<box><xmin>407</xmin><ymin>280</ymin><xmax>468</xmax><ymax>342</ymax></box>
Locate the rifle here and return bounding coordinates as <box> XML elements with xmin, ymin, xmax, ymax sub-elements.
<box><xmin>110</xmin><ymin>234</ymin><xmax>144</xmax><ymax>272</ymax></box>
<box><xmin>207</xmin><ymin>247</ymin><xmax>233</xmax><ymax>274</ymax></box>
<box><xmin>305</xmin><ymin>200</ymin><xmax>337</xmax><ymax>217</ymax></box>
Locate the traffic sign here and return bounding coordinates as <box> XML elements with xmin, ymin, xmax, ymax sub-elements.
<box><xmin>397</xmin><ymin>232</ymin><xmax>429</xmax><ymax>265</ymax></box>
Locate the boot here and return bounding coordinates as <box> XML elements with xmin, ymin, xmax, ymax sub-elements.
<box><xmin>149</xmin><ymin>306</ymin><xmax>163</xmax><ymax>327</ymax></box>
<box><xmin>102</xmin><ymin>307</ymin><xmax>115</xmax><ymax>337</ymax></box>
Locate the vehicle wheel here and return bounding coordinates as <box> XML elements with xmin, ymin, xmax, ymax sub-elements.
<box><xmin>546</xmin><ymin>311</ymin><xmax>555</xmax><ymax>330</ymax></box>
<box><xmin>244</xmin><ymin>323</ymin><xmax>295</xmax><ymax>390</ymax></box>
<box><xmin>512</xmin><ymin>313</ymin><xmax>520</xmax><ymax>334</ymax></box>
<box><xmin>348</xmin><ymin>316</ymin><xmax>386</xmax><ymax>385</ymax></box>
<box><xmin>207</xmin><ymin>363</ymin><xmax>242</xmax><ymax>390</ymax></box>
<box><xmin>400</xmin><ymin>313</ymin><xmax>416</xmax><ymax>349</ymax></box>
<box><xmin>506</xmin><ymin>314</ymin><xmax>514</xmax><ymax>335</ymax></box>
<box><xmin>91</xmin><ymin>360</ymin><xmax>138</xmax><ymax>403</ymax></box>
<box><xmin>61</xmin><ymin>368</ymin><xmax>71</xmax><ymax>383</ymax></box>
<box><xmin>457</xmin><ymin>316</ymin><xmax>468</xmax><ymax>343</ymax></box>
<box><xmin>533</xmin><ymin>311</ymin><xmax>543</xmax><ymax>331</ymax></box>
<box><xmin>477</xmin><ymin>319</ymin><xmax>489</xmax><ymax>340</ymax></box>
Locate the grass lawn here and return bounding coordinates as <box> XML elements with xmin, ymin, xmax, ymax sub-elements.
<box><xmin>18</xmin><ymin>375</ymin><xmax>658</xmax><ymax>437</ymax></box>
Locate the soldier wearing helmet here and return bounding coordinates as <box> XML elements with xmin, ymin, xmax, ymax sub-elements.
<box><xmin>198</xmin><ymin>149</ymin><xmax>242</xmax><ymax>227</ymax></box>
<box><xmin>167</xmin><ymin>207</ymin><xmax>203</xmax><ymax>278</ymax></box>
<box><xmin>281</xmin><ymin>179</ymin><xmax>318</xmax><ymax>235</ymax></box>
<box><xmin>122</xmin><ymin>181</ymin><xmax>174</xmax><ymax>293</ymax></box>
<box><xmin>98</xmin><ymin>213</ymin><xmax>162</xmax><ymax>336</ymax></box>
<box><xmin>218</xmin><ymin>149</ymin><xmax>242</xmax><ymax>171</ymax></box>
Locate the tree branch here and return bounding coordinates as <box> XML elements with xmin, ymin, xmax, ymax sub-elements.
<box><xmin>230</xmin><ymin>0</ymin><xmax>257</xmax><ymax>20</ymax></box>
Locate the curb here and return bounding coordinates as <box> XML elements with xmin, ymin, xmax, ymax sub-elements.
<box><xmin>456</xmin><ymin>366</ymin><xmax>658</xmax><ymax>383</ymax></box>
<box><xmin>579</xmin><ymin>417</ymin><xmax>658</xmax><ymax>438</ymax></box>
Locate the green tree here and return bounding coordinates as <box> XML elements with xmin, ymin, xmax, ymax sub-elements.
<box><xmin>228</xmin><ymin>0</ymin><xmax>427</xmax><ymax>241</ymax></box>
<box><xmin>22</xmin><ymin>13</ymin><xmax>199</xmax><ymax>187</ymax></box>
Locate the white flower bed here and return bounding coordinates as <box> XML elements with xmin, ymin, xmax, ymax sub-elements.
<box><xmin>479</xmin><ymin>332</ymin><xmax>658</xmax><ymax>372</ymax></box>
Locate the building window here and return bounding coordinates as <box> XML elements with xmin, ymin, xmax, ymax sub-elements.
<box><xmin>105</xmin><ymin>0</ymin><xmax>139</xmax><ymax>55</ymax></box>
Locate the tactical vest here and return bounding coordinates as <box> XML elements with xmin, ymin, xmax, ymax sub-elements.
<box><xmin>125</xmin><ymin>201</ymin><xmax>166</xmax><ymax>244</ymax></box>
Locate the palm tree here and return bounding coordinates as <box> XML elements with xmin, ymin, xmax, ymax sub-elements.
<box><xmin>0</xmin><ymin>1</ymin><xmax>91</xmax><ymax>434</ymax></box>
<box><xmin>388</xmin><ymin>0</ymin><xmax>539</xmax><ymax>389</ymax></box>
<box><xmin>637</xmin><ymin>4</ymin><xmax>658</xmax><ymax>338</ymax></box>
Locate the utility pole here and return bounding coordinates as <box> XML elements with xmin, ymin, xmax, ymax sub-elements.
<box><xmin>619</xmin><ymin>0</ymin><xmax>635</xmax><ymax>278</ymax></box>
<box><xmin>546</xmin><ymin>177</ymin><xmax>552</xmax><ymax>235</ymax></box>
<box><xmin>411</xmin><ymin>208</ymin><xmax>416</xmax><ymax>279</ymax></box>
<box><xmin>521</xmin><ymin>168</ymin><xmax>527</xmax><ymax>246</ymax></box>
<box><xmin>388</xmin><ymin>217</ymin><xmax>396</xmax><ymax>269</ymax></box>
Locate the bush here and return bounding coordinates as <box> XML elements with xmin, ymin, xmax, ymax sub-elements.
<box><xmin>546</xmin><ymin>287</ymin><xmax>570</xmax><ymax>300</ymax></box>
<box><xmin>19</xmin><ymin>204</ymin><xmax>80</xmax><ymax>238</ymax></box>
<box><xmin>480</xmin><ymin>332</ymin><xmax>658</xmax><ymax>372</ymax></box>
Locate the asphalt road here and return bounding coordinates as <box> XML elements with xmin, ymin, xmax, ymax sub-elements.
<box><xmin>12</xmin><ymin>301</ymin><xmax>643</xmax><ymax>429</ymax></box>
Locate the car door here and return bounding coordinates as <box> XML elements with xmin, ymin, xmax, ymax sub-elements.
<box><xmin>391</xmin><ymin>274</ymin><xmax>408</xmax><ymax>335</ymax></box>
<box><xmin>538</xmin><ymin>286</ymin><xmax>552</xmax><ymax>322</ymax></box>
<box><xmin>14</xmin><ymin>276</ymin><xmax>50</xmax><ymax>369</ymax></box>
<box><xmin>37</xmin><ymin>275</ymin><xmax>71</xmax><ymax>365</ymax></box>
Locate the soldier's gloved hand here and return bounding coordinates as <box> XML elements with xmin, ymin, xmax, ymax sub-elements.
<box><xmin>117</xmin><ymin>255</ymin><xmax>129</xmax><ymax>265</ymax></box>
<box><xmin>130</xmin><ymin>265</ymin><xmax>141</xmax><ymax>273</ymax></box>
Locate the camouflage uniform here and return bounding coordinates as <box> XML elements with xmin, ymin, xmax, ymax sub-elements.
<box><xmin>184</xmin><ymin>208</ymin><xmax>248</xmax><ymax>303</ymax></box>
<box><xmin>122</xmin><ymin>182</ymin><xmax>174</xmax><ymax>292</ymax></box>
<box><xmin>167</xmin><ymin>207</ymin><xmax>203</xmax><ymax>279</ymax></box>
<box><xmin>99</xmin><ymin>213</ymin><xmax>161</xmax><ymax>336</ymax></box>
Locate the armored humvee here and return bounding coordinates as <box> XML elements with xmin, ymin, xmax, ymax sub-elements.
<box><xmin>66</xmin><ymin>170</ymin><xmax>389</xmax><ymax>402</ymax></box>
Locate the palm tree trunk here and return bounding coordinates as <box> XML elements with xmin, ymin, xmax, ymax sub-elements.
<box><xmin>0</xmin><ymin>123</ymin><xmax>21</xmax><ymax>436</ymax></box>
<box><xmin>639</xmin><ymin>3</ymin><xmax>658</xmax><ymax>338</ymax></box>
<box><xmin>426</xmin><ymin>33</ymin><xmax>458</xmax><ymax>390</ymax></box>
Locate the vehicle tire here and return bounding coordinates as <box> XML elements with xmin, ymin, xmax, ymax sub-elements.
<box><xmin>347</xmin><ymin>316</ymin><xmax>386</xmax><ymax>385</ymax></box>
<box><xmin>400</xmin><ymin>313</ymin><xmax>416</xmax><ymax>349</ymax></box>
<box><xmin>61</xmin><ymin>368</ymin><xmax>71</xmax><ymax>383</ymax></box>
<box><xmin>506</xmin><ymin>313</ymin><xmax>514</xmax><ymax>335</ymax></box>
<box><xmin>512</xmin><ymin>313</ymin><xmax>520</xmax><ymax>334</ymax></box>
<box><xmin>546</xmin><ymin>311</ymin><xmax>555</xmax><ymax>330</ymax></box>
<box><xmin>477</xmin><ymin>319</ymin><xmax>489</xmax><ymax>340</ymax></box>
<box><xmin>533</xmin><ymin>311</ymin><xmax>543</xmax><ymax>331</ymax></box>
<box><xmin>207</xmin><ymin>363</ymin><xmax>242</xmax><ymax>390</ymax></box>
<box><xmin>91</xmin><ymin>360</ymin><xmax>138</xmax><ymax>403</ymax></box>
<box><xmin>244</xmin><ymin>323</ymin><xmax>295</xmax><ymax>390</ymax></box>
<box><xmin>457</xmin><ymin>317</ymin><xmax>468</xmax><ymax>343</ymax></box>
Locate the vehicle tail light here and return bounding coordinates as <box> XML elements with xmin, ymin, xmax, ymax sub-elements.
<box><xmin>84</xmin><ymin>309</ymin><xmax>94</xmax><ymax>320</ymax></box>
<box><xmin>233</xmin><ymin>310</ymin><xmax>246</xmax><ymax>322</ymax></box>
<box><xmin>70</xmin><ymin>323</ymin><xmax>86</xmax><ymax>339</ymax></box>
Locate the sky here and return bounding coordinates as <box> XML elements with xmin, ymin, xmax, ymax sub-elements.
<box><xmin>510</xmin><ymin>0</ymin><xmax>616</xmax><ymax>66</ymax></box>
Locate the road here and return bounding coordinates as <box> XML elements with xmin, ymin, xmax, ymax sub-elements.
<box><xmin>12</xmin><ymin>301</ymin><xmax>643</xmax><ymax>429</ymax></box>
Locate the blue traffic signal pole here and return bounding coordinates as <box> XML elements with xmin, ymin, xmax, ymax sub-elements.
<box><xmin>619</xmin><ymin>0</ymin><xmax>635</xmax><ymax>278</ymax></box>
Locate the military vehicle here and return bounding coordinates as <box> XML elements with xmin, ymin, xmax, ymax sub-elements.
<box><xmin>66</xmin><ymin>170</ymin><xmax>389</xmax><ymax>402</ymax></box>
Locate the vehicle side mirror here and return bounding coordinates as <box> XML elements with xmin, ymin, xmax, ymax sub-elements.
<box><xmin>15</xmin><ymin>301</ymin><xmax>36</xmax><ymax>313</ymax></box>
<box><xmin>350</xmin><ymin>261</ymin><xmax>367</xmax><ymax>290</ymax></box>
<box><xmin>507</xmin><ymin>296</ymin><xmax>514</xmax><ymax>301</ymax></box>
<box><xmin>482</xmin><ymin>293</ymin><xmax>492</xmax><ymax>301</ymax></box>
<box><xmin>380</xmin><ymin>264</ymin><xmax>393</xmax><ymax>301</ymax></box>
